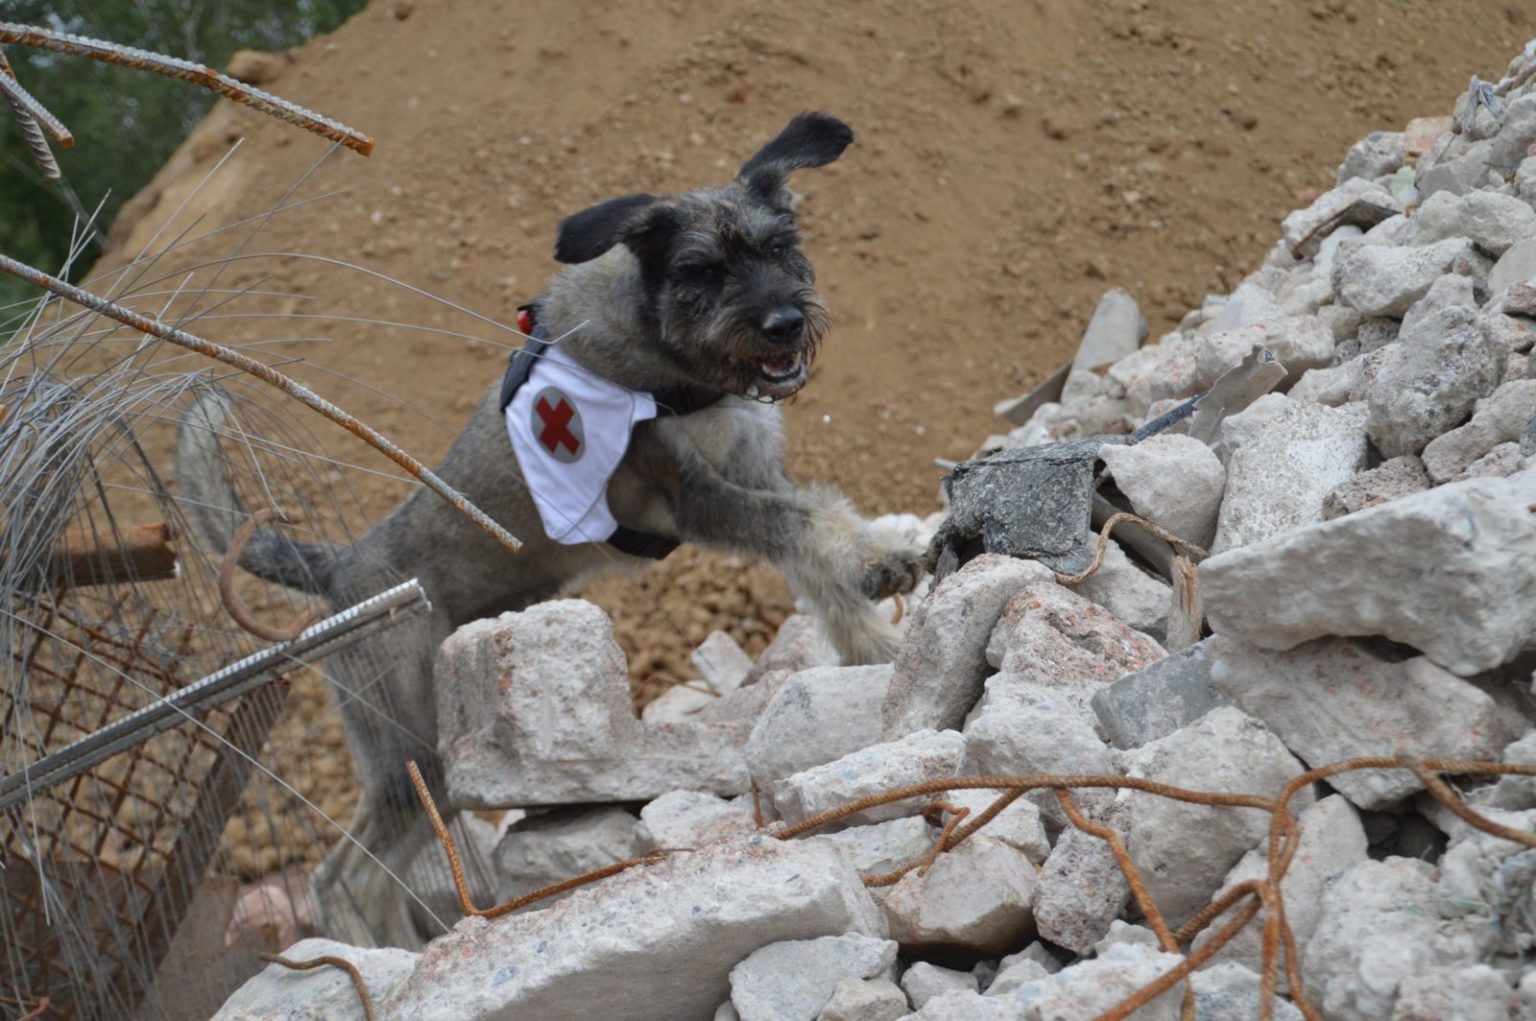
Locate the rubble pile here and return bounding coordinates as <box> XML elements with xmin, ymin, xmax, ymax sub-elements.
<box><xmin>216</xmin><ymin>44</ymin><xmax>1536</xmax><ymax>1021</ymax></box>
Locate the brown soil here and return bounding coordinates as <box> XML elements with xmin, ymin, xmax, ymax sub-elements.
<box><xmin>97</xmin><ymin>0</ymin><xmax>1532</xmax><ymax>867</ymax></box>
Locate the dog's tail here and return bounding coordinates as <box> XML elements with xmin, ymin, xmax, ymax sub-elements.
<box><xmin>176</xmin><ymin>389</ymin><xmax>339</xmax><ymax>595</ymax></box>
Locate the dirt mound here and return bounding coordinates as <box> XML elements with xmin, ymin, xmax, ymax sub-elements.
<box><xmin>96</xmin><ymin>0</ymin><xmax>1530</xmax><ymax>866</ymax></box>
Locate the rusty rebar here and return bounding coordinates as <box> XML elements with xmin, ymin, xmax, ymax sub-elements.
<box><xmin>218</xmin><ymin>508</ymin><xmax>328</xmax><ymax>641</ymax></box>
<box><xmin>0</xmin><ymin>254</ymin><xmax>522</xmax><ymax>556</ymax></box>
<box><xmin>259</xmin><ymin>953</ymin><xmax>375</xmax><ymax>1021</ymax></box>
<box><xmin>0</xmin><ymin>22</ymin><xmax>371</xmax><ymax>155</ymax></box>
<box><xmin>1054</xmin><ymin>510</ymin><xmax>1209</xmax><ymax>586</ymax></box>
<box><xmin>0</xmin><ymin>51</ymin><xmax>61</xmax><ymax>178</ymax></box>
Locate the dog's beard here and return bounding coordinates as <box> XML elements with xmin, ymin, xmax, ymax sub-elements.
<box><xmin>663</xmin><ymin>293</ymin><xmax>828</xmax><ymax>402</ymax></box>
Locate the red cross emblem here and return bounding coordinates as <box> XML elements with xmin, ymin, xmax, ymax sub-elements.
<box><xmin>532</xmin><ymin>386</ymin><xmax>584</xmax><ymax>463</ymax></box>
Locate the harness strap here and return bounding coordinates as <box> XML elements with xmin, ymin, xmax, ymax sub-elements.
<box><xmin>501</xmin><ymin>302</ymin><xmax>696</xmax><ymax>561</ymax></box>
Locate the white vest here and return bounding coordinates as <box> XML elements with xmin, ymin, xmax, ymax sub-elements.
<box><xmin>504</xmin><ymin>344</ymin><xmax>658</xmax><ymax>544</ymax></box>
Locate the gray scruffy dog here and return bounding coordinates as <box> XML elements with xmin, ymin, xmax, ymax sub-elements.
<box><xmin>177</xmin><ymin>112</ymin><xmax>920</xmax><ymax>946</ymax></box>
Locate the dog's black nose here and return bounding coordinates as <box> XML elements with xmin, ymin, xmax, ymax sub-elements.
<box><xmin>762</xmin><ymin>307</ymin><xmax>805</xmax><ymax>344</ymax></box>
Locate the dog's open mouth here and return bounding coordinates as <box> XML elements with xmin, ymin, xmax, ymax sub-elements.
<box><xmin>751</xmin><ymin>352</ymin><xmax>807</xmax><ymax>397</ymax></box>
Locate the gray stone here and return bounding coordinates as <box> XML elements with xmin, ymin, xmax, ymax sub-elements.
<box><xmin>816</xmin><ymin>977</ymin><xmax>908</xmax><ymax>1021</ymax></box>
<box><xmin>1434</xmin><ymin>806</ymin><xmax>1536</xmax><ymax>960</ymax></box>
<box><xmin>984</xmin><ymin>580</ymin><xmax>1167</xmax><ymax>687</ymax></box>
<box><xmin>1356</xmin><ymin>316</ymin><xmax>1399</xmax><ymax>353</ymax></box>
<box><xmin>749</xmin><ymin>664</ymin><xmax>895</xmax><ymax>794</ymax></box>
<box><xmin>387</xmin><ymin>836</ymin><xmax>884</xmax><ymax>1021</ymax></box>
<box><xmin>880</xmin><ymin>555</ymin><xmax>1053</xmax><ymax>738</ymax></box>
<box><xmin>1336</xmin><ymin>237</ymin><xmax>1477</xmax><ymax>316</ymax></box>
<box><xmin>1422</xmin><ymin>379</ymin><xmax>1536</xmax><ymax>482</ymax></box>
<box><xmin>438</xmin><ymin>601</ymin><xmax>770</xmax><ymax>807</ymax></box>
<box><xmin>1031</xmin><ymin>800</ymin><xmax>1132</xmax><ymax>954</ymax></box>
<box><xmin>1070</xmin><ymin>537</ymin><xmax>1172</xmax><ymax>641</ymax></box>
<box><xmin>493</xmin><ymin>806</ymin><xmax>643</xmax><ymax>903</ymax></box>
<box><xmin>1281</xmin><ymin>179</ymin><xmax>1398</xmax><ymax>258</ymax></box>
<box><xmin>983</xmin><ymin>955</ymin><xmax>1050</xmax><ymax>997</ymax></box>
<box><xmin>900</xmin><ymin>963</ymin><xmax>977</xmax><ymax>1010</ymax></box>
<box><xmin>1302</xmin><ymin>858</ymin><xmax>1477</xmax><ymax>1021</ymax></box>
<box><xmin>1119</xmin><ymin>706</ymin><xmax>1311</xmax><ymax>927</ymax></box>
<box><xmin>1492</xmin><ymin>92</ymin><xmax>1536</xmax><ymax>170</ymax></box>
<box><xmin>805</xmin><ymin>817</ymin><xmax>937</xmax><ymax>876</ymax></box>
<box><xmin>637</xmin><ymin>790</ymin><xmax>759</xmax><ymax>852</ymax></box>
<box><xmin>1098</xmin><ymin>433</ymin><xmax>1227</xmax><ymax>547</ymax></box>
<box><xmin>1317</xmin><ymin>302</ymin><xmax>1364</xmax><ymax>343</ymax></box>
<box><xmin>1337</xmin><ymin>131</ymin><xmax>1405</xmax><ymax>185</ymax></box>
<box><xmin>1392</xmin><ymin>965</ymin><xmax>1522</xmax><ymax>1021</ymax></box>
<box><xmin>1409</xmin><ymin>189</ymin><xmax>1536</xmax><ymax>256</ymax></box>
<box><xmin>212</xmin><ymin>939</ymin><xmax>417</xmax><ymax>1021</ymax></box>
<box><xmin>980</xmin><ymin>942</ymin><xmax>1186</xmax><ymax>1020</ymax></box>
<box><xmin>749</xmin><ymin>614</ymin><xmax>841</xmax><ymax>682</ymax></box>
<box><xmin>1289</xmin><ymin>359</ymin><xmax>1364</xmax><ymax>406</ymax></box>
<box><xmin>1108</xmin><ymin>334</ymin><xmax>1204</xmax><ymax>418</ymax></box>
<box><xmin>716</xmin><ymin>1003</ymin><xmax>741</xmax><ymax>1021</ymax></box>
<box><xmin>774</xmin><ymin>730</ymin><xmax>967</xmax><ymax>828</ymax></box>
<box><xmin>1194</xmin><ymin>315</ymin><xmax>1336</xmax><ymax>389</ymax></box>
<box><xmin>1526</xmin><ymin>411</ymin><xmax>1536</xmax><ymax>457</ymax></box>
<box><xmin>643</xmin><ymin>630</ymin><xmax>754</xmax><ymax>723</ymax></box>
<box><xmin>1056</xmin><ymin>369</ymin><xmax>1133</xmax><ymax>437</ymax></box>
<box><xmin>1211</xmin><ymin>395</ymin><xmax>1369</xmax><ymax>553</ymax></box>
<box><xmin>1211</xmin><ymin>278</ymin><xmax>1285</xmax><ymax>332</ymax></box>
<box><xmin>1490</xmin><ymin>234</ymin><xmax>1536</xmax><ymax>297</ymax></box>
<box><xmin>1417</xmin><ymin>140</ymin><xmax>1496</xmax><ymax>199</ymax></box>
<box><xmin>1072</xmin><ymin>287</ymin><xmax>1147</xmax><ymax>374</ymax></box>
<box><xmin>1188</xmin><ymin>963</ymin><xmax>1305</xmax><ymax>1021</ymax></box>
<box><xmin>1195</xmin><ymin>795</ymin><xmax>1367</xmax><ymax>980</ymax></box>
<box><xmin>1485</xmin><ymin>310</ymin><xmax>1536</xmax><ymax>354</ymax></box>
<box><xmin>942</xmin><ymin>789</ymin><xmax>1050</xmax><ymax>865</ymax></box>
<box><xmin>730</xmin><ymin>934</ymin><xmax>898</xmax><ymax>1021</ymax></box>
<box><xmin>881</xmin><ymin>836</ymin><xmax>1038</xmax><ymax>956</ymax></box>
<box><xmin>895</xmin><ymin>991</ymin><xmax>1009</xmax><ymax>1020</ymax></box>
<box><xmin>1209</xmin><ymin>636</ymin><xmax>1513</xmax><ymax>808</ymax></box>
<box><xmin>1321</xmin><ymin>455</ymin><xmax>1431</xmax><ymax>520</ymax></box>
<box><xmin>1450</xmin><ymin>440</ymin><xmax>1528</xmax><ymax>481</ymax></box>
<box><xmin>1200</xmin><ymin>471</ymin><xmax>1536</xmax><ymax>676</ymax></box>
<box><xmin>1091</xmin><ymin>640</ymin><xmax>1235</xmax><ymax>749</ymax></box>
<box><xmin>1399</xmin><ymin>272</ymin><xmax>1475</xmax><ymax>338</ymax></box>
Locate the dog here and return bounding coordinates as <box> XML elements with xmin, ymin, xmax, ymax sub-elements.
<box><xmin>176</xmin><ymin>112</ymin><xmax>921</xmax><ymax>947</ymax></box>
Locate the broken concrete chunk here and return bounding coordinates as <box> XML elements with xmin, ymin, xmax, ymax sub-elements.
<box><xmin>881</xmin><ymin>555</ymin><xmax>1051</xmax><ymax>738</ymax></box>
<box><xmin>774</xmin><ymin>729</ymin><xmax>967</xmax><ymax>828</ymax></box>
<box><xmin>1283</xmin><ymin>179</ymin><xmax>1399</xmax><ymax>258</ymax></box>
<box><xmin>899</xmin><ymin>962</ymin><xmax>978</xmax><ymax>1010</ymax></box>
<box><xmin>942</xmin><ymin>789</ymin><xmax>1050</xmax><ymax>865</ymax></box>
<box><xmin>1422</xmin><ymin>378</ymin><xmax>1536</xmax><ymax>483</ymax></box>
<box><xmin>438</xmin><ymin>601</ymin><xmax>767</xmax><ymax>807</ymax></box>
<box><xmin>1289</xmin><ymin>359</ymin><xmax>1364</xmax><ymax>407</ymax></box>
<box><xmin>729</xmin><ymin>934</ymin><xmax>898</xmax><ymax>1021</ymax></box>
<box><xmin>1320</xmin><ymin>455</ymin><xmax>1431</xmax><ymax>520</ymax></box>
<box><xmin>748</xmin><ymin>664</ymin><xmax>895</xmax><ymax>794</ymax></box>
<box><xmin>1450</xmin><ymin>440</ymin><xmax>1528</xmax><ymax>481</ymax></box>
<box><xmin>1091</xmin><ymin>639</ymin><xmax>1234</xmax><ymax>750</ymax></box>
<box><xmin>881</xmin><ymin>836</ymin><xmax>1038</xmax><ymax>956</ymax></box>
<box><xmin>1194</xmin><ymin>315</ymin><xmax>1335</xmax><ymax>389</ymax></box>
<box><xmin>1070</xmin><ymin>536</ymin><xmax>1172</xmax><ymax>641</ymax></box>
<box><xmin>1195</xmin><ymin>795</ymin><xmax>1368</xmax><ymax>979</ymax></box>
<box><xmin>644</xmin><ymin>630</ymin><xmax>756</xmax><ymax>723</ymax></box>
<box><xmin>1490</xmin><ymin>234</ymin><xmax>1536</xmax><ymax>297</ymax></box>
<box><xmin>963</xmin><ymin>675</ymin><xmax>1115</xmax><ymax>789</ymax></box>
<box><xmin>387</xmin><ymin>836</ymin><xmax>884</xmax><ymax>1021</ymax></box>
<box><xmin>1031</xmin><ymin>800</ymin><xmax>1132</xmax><ymax>954</ymax></box>
<box><xmin>1303</xmin><ymin>858</ymin><xmax>1476</xmax><ymax>1021</ymax></box>
<box><xmin>1337</xmin><ymin>131</ymin><xmax>1405</xmax><ymax>185</ymax></box>
<box><xmin>982</xmin><ymin>942</ymin><xmax>1186</xmax><ymax>1020</ymax></box>
<box><xmin>212</xmin><ymin>939</ymin><xmax>417</xmax><ymax>1021</ymax></box>
<box><xmin>1434</xmin><ymin>805</ymin><xmax>1536</xmax><ymax>959</ymax></box>
<box><xmin>1392</xmin><ymin>964</ymin><xmax>1522</xmax><ymax>1021</ymax></box>
<box><xmin>1072</xmin><ymin>287</ymin><xmax>1147</xmax><ymax>374</ymax></box>
<box><xmin>1208</xmin><ymin>636</ymin><xmax>1513</xmax><ymax>809</ymax></box>
<box><xmin>494</xmin><ymin>805</ymin><xmax>643</xmax><ymax>903</ymax></box>
<box><xmin>1336</xmin><ymin>237</ymin><xmax>1478</xmax><ymax>317</ymax></box>
<box><xmin>816</xmin><ymin>977</ymin><xmax>909</xmax><ymax>1021</ymax></box>
<box><xmin>1188</xmin><ymin>963</ymin><xmax>1305</xmax><ymax>1021</ymax></box>
<box><xmin>805</xmin><ymin>816</ymin><xmax>937</xmax><ymax>877</ymax></box>
<box><xmin>984</xmin><ymin>580</ymin><xmax>1166</xmax><ymax>686</ymax></box>
<box><xmin>637</xmin><ymin>790</ymin><xmax>759</xmax><ymax>851</ymax></box>
<box><xmin>1211</xmin><ymin>395</ymin><xmax>1369</xmax><ymax>553</ymax></box>
<box><xmin>1409</xmin><ymin>189</ymin><xmax>1536</xmax><ymax>256</ymax></box>
<box><xmin>1200</xmin><ymin>471</ymin><xmax>1536</xmax><ymax>676</ymax></box>
<box><xmin>749</xmin><ymin>614</ymin><xmax>841</xmax><ymax>681</ymax></box>
<box><xmin>1119</xmin><ymin>706</ymin><xmax>1312</xmax><ymax>927</ymax></box>
<box><xmin>1098</xmin><ymin>433</ymin><xmax>1226</xmax><ymax>548</ymax></box>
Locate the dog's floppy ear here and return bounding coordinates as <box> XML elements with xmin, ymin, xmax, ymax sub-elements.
<box><xmin>554</xmin><ymin>193</ymin><xmax>661</xmax><ymax>264</ymax></box>
<box><xmin>737</xmin><ymin>112</ymin><xmax>854</xmax><ymax>201</ymax></box>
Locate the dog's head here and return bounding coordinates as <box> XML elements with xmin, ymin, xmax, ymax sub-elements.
<box><xmin>553</xmin><ymin>112</ymin><xmax>853</xmax><ymax>400</ymax></box>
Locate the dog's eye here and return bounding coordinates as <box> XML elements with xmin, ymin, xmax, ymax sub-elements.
<box><xmin>767</xmin><ymin>241</ymin><xmax>789</xmax><ymax>259</ymax></box>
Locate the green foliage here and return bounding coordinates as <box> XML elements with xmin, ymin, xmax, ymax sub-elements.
<box><xmin>0</xmin><ymin>0</ymin><xmax>367</xmax><ymax>309</ymax></box>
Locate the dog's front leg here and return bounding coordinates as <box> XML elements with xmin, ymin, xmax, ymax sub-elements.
<box><xmin>659</xmin><ymin>443</ymin><xmax>917</xmax><ymax>665</ymax></box>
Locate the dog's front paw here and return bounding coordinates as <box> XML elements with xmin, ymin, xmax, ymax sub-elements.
<box><xmin>859</xmin><ymin>545</ymin><xmax>923</xmax><ymax>601</ymax></box>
